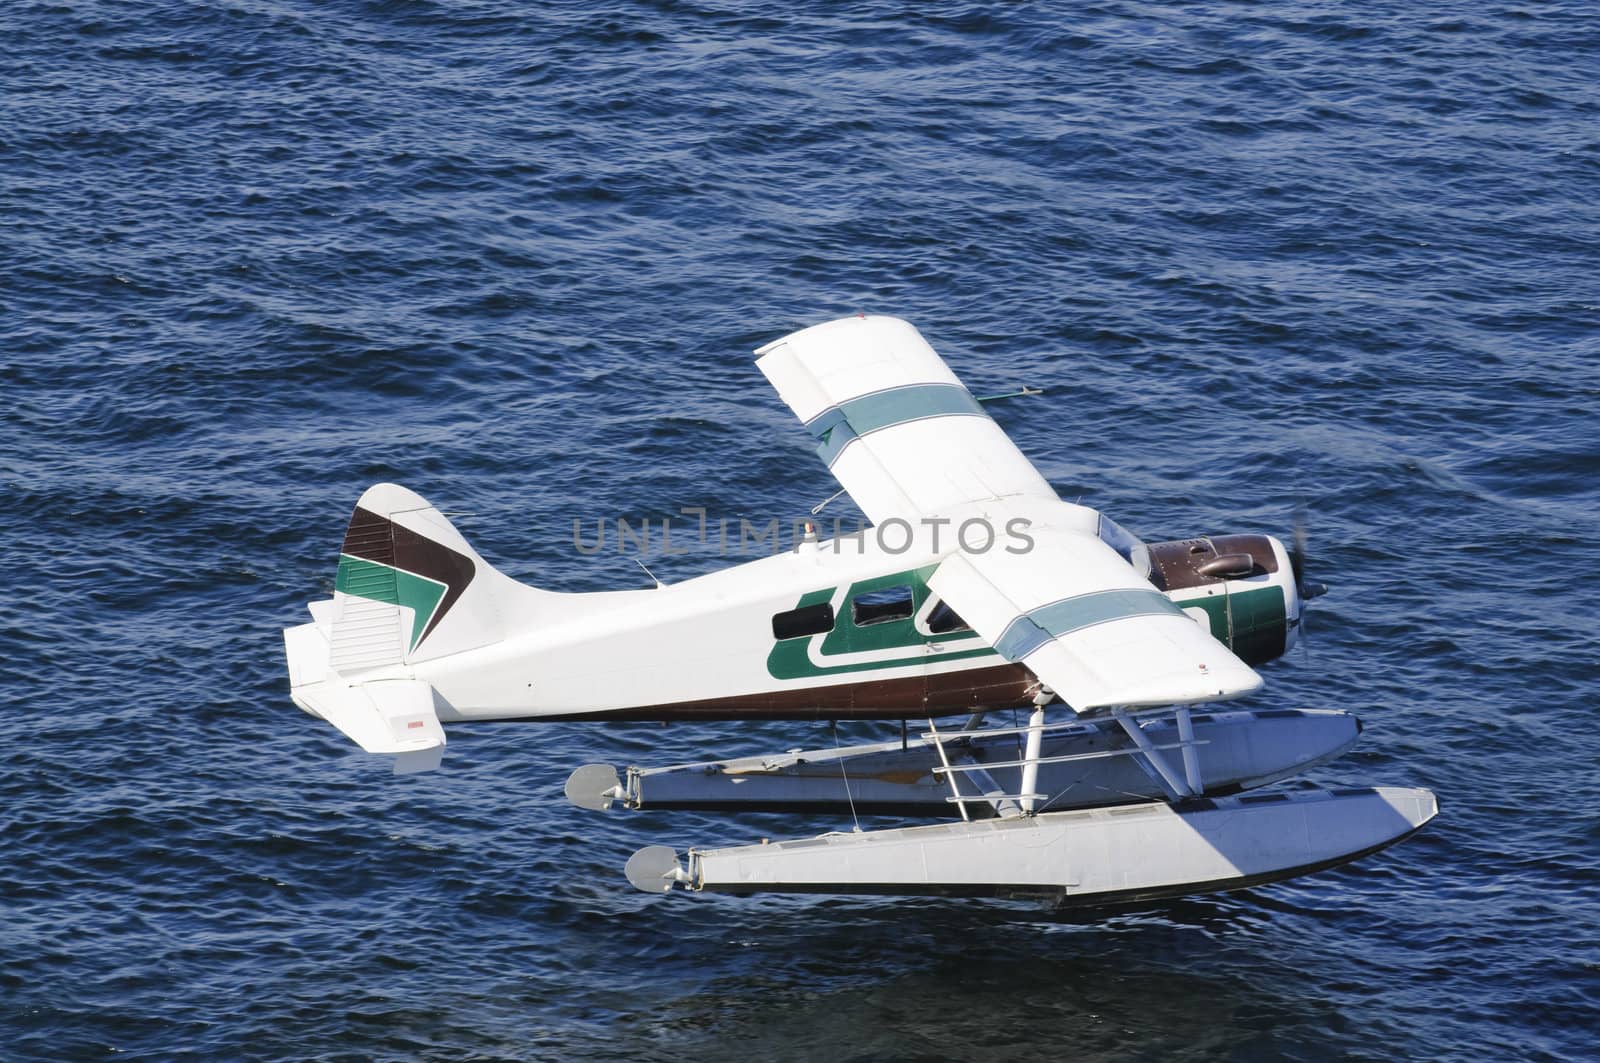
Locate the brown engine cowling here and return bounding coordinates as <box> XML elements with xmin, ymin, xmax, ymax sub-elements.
<box><xmin>1145</xmin><ymin>534</ymin><xmax>1301</xmax><ymax>666</ymax></box>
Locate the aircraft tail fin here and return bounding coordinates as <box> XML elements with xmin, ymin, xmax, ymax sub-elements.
<box><xmin>327</xmin><ymin>482</ymin><xmax>507</xmax><ymax>674</ymax></box>
<box><xmin>285</xmin><ymin>483</ymin><xmax>517</xmax><ymax>774</ymax></box>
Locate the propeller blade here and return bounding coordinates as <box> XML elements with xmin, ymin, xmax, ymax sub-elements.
<box><xmin>1290</xmin><ymin>509</ymin><xmax>1308</xmax><ymax>585</ymax></box>
<box><xmin>1289</xmin><ymin>508</ymin><xmax>1328</xmax><ymax>600</ymax></box>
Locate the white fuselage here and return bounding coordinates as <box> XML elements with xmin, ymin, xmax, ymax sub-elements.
<box><xmin>415</xmin><ymin>528</ymin><xmax>1021</xmax><ymax>721</ymax></box>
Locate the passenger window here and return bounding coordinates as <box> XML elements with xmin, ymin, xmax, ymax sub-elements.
<box><xmin>772</xmin><ymin>602</ymin><xmax>834</xmax><ymax>640</ymax></box>
<box><xmin>852</xmin><ymin>585</ymin><xmax>913</xmax><ymax>626</ymax></box>
<box><xmin>927</xmin><ymin>599</ymin><xmax>970</xmax><ymax>634</ymax></box>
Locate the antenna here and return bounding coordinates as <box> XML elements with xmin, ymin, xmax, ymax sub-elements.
<box><xmin>975</xmin><ymin>386</ymin><xmax>1043</xmax><ymax>403</ymax></box>
<box><xmin>634</xmin><ymin>557</ymin><xmax>664</xmax><ymax>588</ymax></box>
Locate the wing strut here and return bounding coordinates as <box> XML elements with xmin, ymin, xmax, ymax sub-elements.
<box><xmin>1175</xmin><ymin>706</ymin><xmax>1205</xmax><ymax>793</ymax></box>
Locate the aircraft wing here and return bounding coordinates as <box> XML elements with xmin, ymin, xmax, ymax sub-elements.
<box><xmin>759</xmin><ymin>315</ymin><xmax>1261</xmax><ymax>711</ymax></box>
<box><xmin>928</xmin><ymin>516</ymin><xmax>1265</xmax><ymax>712</ymax></box>
<box><xmin>755</xmin><ymin>315</ymin><xmax>1059</xmax><ymax>525</ymax></box>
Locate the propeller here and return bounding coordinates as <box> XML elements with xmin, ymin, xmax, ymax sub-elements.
<box><xmin>1288</xmin><ymin>509</ymin><xmax>1328</xmax><ymax>602</ymax></box>
<box><xmin>1288</xmin><ymin>509</ymin><xmax>1327</xmax><ymax>660</ymax></box>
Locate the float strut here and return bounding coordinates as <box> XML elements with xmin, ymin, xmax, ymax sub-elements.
<box><xmin>1113</xmin><ymin>707</ymin><xmax>1193</xmax><ymax>799</ymax></box>
<box><xmin>926</xmin><ymin>717</ymin><xmax>971</xmax><ymax>823</ymax></box>
<box><xmin>1019</xmin><ymin>706</ymin><xmax>1046</xmax><ymax>814</ymax></box>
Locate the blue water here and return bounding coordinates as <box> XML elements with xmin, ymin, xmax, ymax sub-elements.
<box><xmin>5</xmin><ymin>1</ymin><xmax>1598</xmax><ymax>1059</ymax></box>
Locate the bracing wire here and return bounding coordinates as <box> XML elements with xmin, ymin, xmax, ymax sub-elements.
<box><xmin>831</xmin><ymin>720</ymin><xmax>862</xmax><ymax>833</ymax></box>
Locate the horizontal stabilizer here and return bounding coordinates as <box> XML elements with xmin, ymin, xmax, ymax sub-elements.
<box><xmin>291</xmin><ymin>678</ymin><xmax>445</xmax><ymax>775</ymax></box>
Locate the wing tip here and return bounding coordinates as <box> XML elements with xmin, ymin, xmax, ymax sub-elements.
<box><xmin>755</xmin><ymin>313</ymin><xmax>918</xmax><ymax>358</ymax></box>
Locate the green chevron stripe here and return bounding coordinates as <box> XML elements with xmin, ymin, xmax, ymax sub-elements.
<box><xmin>335</xmin><ymin>554</ymin><xmax>448</xmax><ymax>652</ymax></box>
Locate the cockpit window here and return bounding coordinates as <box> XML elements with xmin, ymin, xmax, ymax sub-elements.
<box><xmin>852</xmin><ymin>585</ymin><xmax>913</xmax><ymax>626</ymax></box>
<box><xmin>772</xmin><ymin>602</ymin><xmax>835</xmax><ymax>640</ymax></box>
<box><xmin>926</xmin><ymin>599</ymin><xmax>971</xmax><ymax>634</ymax></box>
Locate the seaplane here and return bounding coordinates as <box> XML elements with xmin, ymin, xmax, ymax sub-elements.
<box><xmin>283</xmin><ymin>314</ymin><xmax>1437</xmax><ymax>906</ymax></box>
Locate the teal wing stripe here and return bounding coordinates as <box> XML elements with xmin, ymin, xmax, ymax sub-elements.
<box><xmin>806</xmin><ymin>383</ymin><xmax>987</xmax><ymax>466</ymax></box>
<box><xmin>994</xmin><ymin>589</ymin><xmax>1187</xmax><ymax>661</ymax></box>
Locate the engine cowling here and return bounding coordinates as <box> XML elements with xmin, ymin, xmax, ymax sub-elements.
<box><xmin>1145</xmin><ymin>534</ymin><xmax>1305</xmax><ymax>666</ymax></box>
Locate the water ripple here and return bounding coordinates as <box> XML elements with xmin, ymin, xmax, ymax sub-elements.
<box><xmin>3</xmin><ymin>1</ymin><xmax>1598</xmax><ymax>1059</ymax></box>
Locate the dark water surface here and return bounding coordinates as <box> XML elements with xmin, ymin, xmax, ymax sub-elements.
<box><xmin>4</xmin><ymin>2</ymin><xmax>1598</xmax><ymax>1059</ymax></box>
